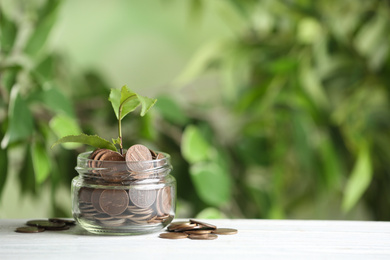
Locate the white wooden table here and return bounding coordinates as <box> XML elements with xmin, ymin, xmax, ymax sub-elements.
<box><xmin>1</xmin><ymin>219</ymin><xmax>390</xmax><ymax>259</ymax></box>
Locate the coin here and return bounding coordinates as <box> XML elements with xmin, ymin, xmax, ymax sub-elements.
<box><xmin>189</xmin><ymin>219</ymin><xmax>217</xmax><ymax>230</ymax></box>
<box><xmin>211</xmin><ymin>228</ymin><xmax>238</xmax><ymax>235</ymax></box>
<box><xmin>26</xmin><ymin>220</ymin><xmax>66</xmax><ymax>229</ymax></box>
<box><xmin>79</xmin><ymin>188</ymin><xmax>93</xmax><ymax>203</ymax></box>
<box><xmin>167</xmin><ymin>222</ymin><xmax>197</xmax><ymax>232</ymax></box>
<box><xmin>189</xmin><ymin>234</ymin><xmax>218</xmax><ymax>240</ymax></box>
<box><xmin>99</xmin><ymin>189</ymin><xmax>129</xmax><ymax>216</ymax></box>
<box><xmin>125</xmin><ymin>144</ymin><xmax>153</xmax><ymax>172</ymax></box>
<box><xmin>99</xmin><ymin>151</ymin><xmax>125</xmax><ymax>162</ymax></box>
<box><xmin>155</xmin><ymin>153</ymin><xmax>165</xmax><ymax>167</ymax></box>
<box><xmin>45</xmin><ymin>225</ymin><xmax>71</xmax><ymax>231</ymax></box>
<box><xmin>91</xmin><ymin>189</ymin><xmax>105</xmax><ymax>213</ymax></box>
<box><xmin>49</xmin><ymin>218</ymin><xmax>76</xmax><ymax>225</ymax></box>
<box><xmin>185</xmin><ymin>229</ymin><xmax>212</xmax><ymax>235</ymax></box>
<box><xmin>129</xmin><ymin>188</ymin><xmax>156</xmax><ymax>208</ymax></box>
<box><xmin>15</xmin><ymin>226</ymin><xmax>45</xmax><ymax>233</ymax></box>
<box><xmin>159</xmin><ymin>232</ymin><xmax>188</xmax><ymax>239</ymax></box>
<box><xmin>89</xmin><ymin>148</ymin><xmax>104</xmax><ymax>159</ymax></box>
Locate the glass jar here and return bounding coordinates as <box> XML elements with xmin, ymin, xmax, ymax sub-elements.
<box><xmin>71</xmin><ymin>151</ymin><xmax>176</xmax><ymax>235</ymax></box>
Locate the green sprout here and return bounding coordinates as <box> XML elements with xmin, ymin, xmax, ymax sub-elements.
<box><xmin>52</xmin><ymin>85</ymin><xmax>157</xmax><ymax>153</ymax></box>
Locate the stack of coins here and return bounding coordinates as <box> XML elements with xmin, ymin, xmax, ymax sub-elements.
<box><xmin>77</xmin><ymin>186</ymin><xmax>173</xmax><ymax>227</ymax></box>
<box><xmin>15</xmin><ymin>218</ymin><xmax>76</xmax><ymax>233</ymax></box>
<box><xmin>75</xmin><ymin>144</ymin><xmax>174</xmax><ymax>229</ymax></box>
<box><xmin>159</xmin><ymin>219</ymin><xmax>238</xmax><ymax>240</ymax></box>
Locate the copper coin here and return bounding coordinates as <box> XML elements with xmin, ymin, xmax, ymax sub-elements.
<box><xmin>45</xmin><ymin>225</ymin><xmax>71</xmax><ymax>231</ymax></box>
<box><xmin>49</xmin><ymin>218</ymin><xmax>76</xmax><ymax>225</ymax></box>
<box><xmin>168</xmin><ymin>222</ymin><xmax>197</xmax><ymax>232</ymax></box>
<box><xmin>160</xmin><ymin>186</ymin><xmax>172</xmax><ymax>214</ymax></box>
<box><xmin>79</xmin><ymin>187</ymin><xmax>93</xmax><ymax>203</ymax></box>
<box><xmin>125</xmin><ymin>144</ymin><xmax>153</xmax><ymax>172</ymax></box>
<box><xmin>189</xmin><ymin>234</ymin><xmax>218</xmax><ymax>240</ymax></box>
<box><xmin>129</xmin><ymin>188</ymin><xmax>156</xmax><ymax>208</ymax></box>
<box><xmin>99</xmin><ymin>151</ymin><xmax>126</xmax><ymax>182</ymax></box>
<box><xmin>185</xmin><ymin>229</ymin><xmax>212</xmax><ymax>235</ymax></box>
<box><xmin>190</xmin><ymin>219</ymin><xmax>217</xmax><ymax>230</ymax></box>
<box><xmin>88</xmin><ymin>149</ymin><xmax>105</xmax><ymax>160</ymax></box>
<box><xmin>99</xmin><ymin>189</ymin><xmax>129</xmax><ymax>216</ymax></box>
<box><xmin>26</xmin><ymin>220</ymin><xmax>66</xmax><ymax>229</ymax></box>
<box><xmin>99</xmin><ymin>150</ymin><xmax>125</xmax><ymax>162</ymax></box>
<box><xmin>211</xmin><ymin>228</ymin><xmax>238</xmax><ymax>235</ymax></box>
<box><xmin>91</xmin><ymin>189</ymin><xmax>105</xmax><ymax>213</ymax></box>
<box><xmin>155</xmin><ymin>153</ymin><xmax>165</xmax><ymax>167</ymax></box>
<box><xmin>94</xmin><ymin>149</ymin><xmax>110</xmax><ymax>160</ymax></box>
<box><xmin>15</xmin><ymin>226</ymin><xmax>45</xmax><ymax>233</ymax></box>
<box><xmin>159</xmin><ymin>232</ymin><xmax>188</xmax><ymax>239</ymax></box>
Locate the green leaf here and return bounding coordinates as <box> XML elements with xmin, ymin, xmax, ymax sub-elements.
<box><xmin>49</xmin><ymin>114</ymin><xmax>82</xmax><ymax>149</ymax></box>
<box><xmin>24</xmin><ymin>0</ymin><xmax>60</xmax><ymax>56</ymax></box>
<box><xmin>52</xmin><ymin>134</ymin><xmax>117</xmax><ymax>151</ymax></box>
<box><xmin>19</xmin><ymin>146</ymin><xmax>36</xmax><ymax>195</ymax></box>
<box><xmin>190</xmin><ymin>162</ymin><xmax>231</xmax><ymax>206</ymax></box>
<box><xmin>0</xmin><ymin>8</ymin><xmax>17</xmax><ymax>55</ymax></box>
<box><xmin>31</xmin><ymin>141</ymin><xmax>51</xmax><ymax>185</ymax></box>
<box><xmin>181</xmin><ymin>125</ymin><xmax>211</xmax><ymax>164</ymax></box>
<box><xmin>342</xmin><ymin>143</ymin><xmax>372</xmax><ymax>212</ymax></box>
<box><xmin>112</xmin><ymin>137</ymin><xmax>121</xmax><ymax>145</ymax></box>
<box><xmin>136</xmin><ymin>93</ymin><xmax>157</xmax><ymax>117</ymax></box>
<box><xmin>109</xmin><ymin>86</ymin><xmax>140</xmax><ymax>120</ymax></box>
<box><xmin>109</xmin><ymin>86</ymin><xmax>157</xmax><ymax>119</ymax></box>
<box><xmin>0</xmin><ymin>147</ymin><xmax>8</xmax><ymax>200</ymax></box>
<box><xmin>1</xmin><ymin>88</ymin><xmax>34</xmax><ymax>149</ymax></box>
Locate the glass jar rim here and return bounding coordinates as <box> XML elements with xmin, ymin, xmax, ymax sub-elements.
<box><xmin>75</xmin><ymin>151</ymin><xmax>172</xmax><ymax>181</ymax></box>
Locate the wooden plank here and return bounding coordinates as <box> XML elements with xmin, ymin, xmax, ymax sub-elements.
<box><xmin>1</xmin><ymin>219</ymin><xmax>390</xmax><ymax>259</ymax></box>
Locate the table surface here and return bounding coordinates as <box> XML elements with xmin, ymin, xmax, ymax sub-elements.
<box><xmin>1</xmin><ymin>219</ymin><xmax>390</xmax><ymax>260</ymax></box>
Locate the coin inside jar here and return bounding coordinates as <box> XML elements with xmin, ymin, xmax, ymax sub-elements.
<box><xmin>125</xmin><ymin>144</ymin><xmax>153</xmax><ymax>172</ymax></box>
<box><xmin>99</xmin><ymin>189</ymin><xmax>129</xmax><ymax>216</ymax></box>
<box><xmin>129</xmin><ymin>188</ymin><xmax>156</xmax><ymax>209</ymax></box>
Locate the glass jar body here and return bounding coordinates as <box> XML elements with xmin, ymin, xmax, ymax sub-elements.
<box><xmin>71</xmin><ymin>151</ymin><xmax>176</xmax><ymax>235</ymax></box>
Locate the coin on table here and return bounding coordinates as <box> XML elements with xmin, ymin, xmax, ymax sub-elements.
<box><xmin>159</xmin><ymin>232</ymin><xmax>188</xmax><ymax>239</ymax></box>
<box><xmin>49</xmin><ymin>218</ymin><xmax>76</xmax><ymax>225</ymax></box>
<box><xmin>189</xmin><ymin>219</ymin><xmax>217</xmax><ymax>230</ymax></box>
<box><xmin>167</xmin><ymin>222</ymin><xmax>197</xmax><ymax>231</ymax></box>
<box><xmin>211</xmin><ymin>228</ymin><xmax>238</xmax><ymax>235</ymax></box>
<box><xmin>185</xmin><ymin>229</ymin><xmax>212</xmax><ymax>235</ymax></box>
<box><xmin>99</xmin><ymin>189</ymin><xmax>129</xmax><ymax>216</ymax></box>
<box><xmin>15</xmin><ymin>226</ymin><xmax>45</xmax><ymax>233</ymax></box>
<box><xmin>125</xmin><ymin>144</ymin><xmax>153</xmax><ymax>172</ymax></box>
<box><xmin>129</xmin><ymin>188</ymin><xmax>156</xmax><ymax>209</ymax></box>
<box><xmin>26</xmin><ymin>220</ymin><xmax>66</xmax><ymax>230</ymax></box>
<box><xmin>189</xmin><ymin>234</ymin><xmax>218</xmax><ymax>240</ymax></box>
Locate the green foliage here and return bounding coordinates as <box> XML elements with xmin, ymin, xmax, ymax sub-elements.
<box><xmin>2</xmin><ymin>0</ymin><xmax>390</xmax><ymax>220</ymax></box>
<box><xmin>170</xmin><ymin>0</ymin><xmax>390</xmax><ymax>219</ymax></box>
<box><xmin>52</xmin><ymin>134</ymin><xmax>117</xmax><ymax>152</ymax></box>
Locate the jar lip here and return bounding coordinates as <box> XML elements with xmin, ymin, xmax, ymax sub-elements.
<box><xmin>78</xmin><ymin>151</ymin><xmax>171</xmax><ymax>165</ymax></box>
<box><xmin>75</xmin><ymin>151</ymin><xmax>172</xmax><ymax>182</ymax></box>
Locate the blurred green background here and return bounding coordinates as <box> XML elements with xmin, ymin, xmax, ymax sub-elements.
<box><xmin>1</xmin><ymin>0</ymin><xmax>390</xmax><ymax>220</ymax></box>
